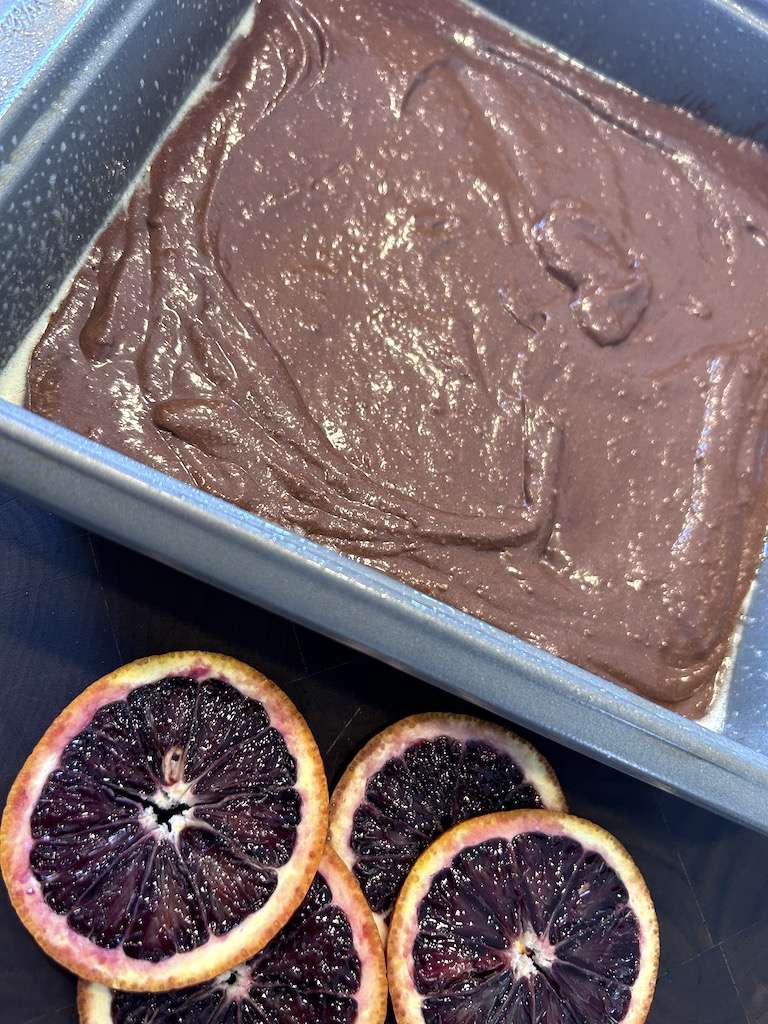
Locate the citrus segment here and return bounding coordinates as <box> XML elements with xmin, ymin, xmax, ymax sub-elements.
<box><xmin>329</xmin><ymin>714</ymin><xmax>566</xmax><ymax>938</ymax></box>
<box><xmin>78</xmin><ymin>847</ymin><xmax>388</xmax><ymax>1024</ymax></box>
<box><xmin>1</xmin><ymin>652</ymin><xmax>328</xmax><ymax>991</ymax></box>
<box><xmin>388</xmin><ymin>810</ymin><xmax>658</xmax><ymax>1024</ymax></box>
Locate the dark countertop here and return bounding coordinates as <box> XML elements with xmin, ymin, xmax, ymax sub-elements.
<box><xmin>1</xmin><ymin>486</ymin><xmax>766</xmax><ymax>1024</ymax></box>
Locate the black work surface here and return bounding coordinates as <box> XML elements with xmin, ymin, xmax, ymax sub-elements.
<box><xmin>1</xmin><ymin>487</ymin><xmax>766</xmax><ymax>1024</ymax></box>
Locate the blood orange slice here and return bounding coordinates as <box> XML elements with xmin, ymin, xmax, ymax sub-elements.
<box><xmin>329</xmin><ymin>714</ymin><xmax>566</xmax><ymax>940</ymax></box>
<box><xmin>1</xmin><ymin>652</ymin><xmax>328</xmax><ymax>991</ymax></box>
<box><xmin>77</xmin><ymin>846</ymin><xmax>387</xmax><ymax>1024</ymax></box>
<box><xmin>388</xmin><ymin>810</ymin><xmax>659</xmax><ymax>1024</ymax></box>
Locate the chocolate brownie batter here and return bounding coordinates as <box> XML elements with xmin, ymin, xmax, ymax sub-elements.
<box><xmin>27</xmin><ymin>0</ymin><xmax>768</xmax><ymax>715</ymax></box>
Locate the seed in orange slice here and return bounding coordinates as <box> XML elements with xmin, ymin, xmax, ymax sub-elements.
<box><xmin>1</xmin><ymin>652</ymin><xmax>328</xmax><ymax>992</ymax></box>
<box><xmin>77</xmin><ymin>846</ymin><xmax>387</xmax><ymax>1024</ymax></box>
<box><xmin>388</xmin><ymin>810</ymin><xmax>659</xmax><ymax>1024</ymax></box>
<box><xmin>329</xmin><ymin>713</ymin><xmax>566</xmax><ymax>940</ymax></box>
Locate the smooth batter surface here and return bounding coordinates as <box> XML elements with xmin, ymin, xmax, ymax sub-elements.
<box><xmin>26</xmin><ymin>0</ymin><xmax>768</xmax><ymax>715</ymax></box>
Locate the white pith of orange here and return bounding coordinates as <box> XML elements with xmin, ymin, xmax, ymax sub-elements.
<box><xmin>77</xmin><ymin>846</ymin><xmax>388</xmax><ymax>1024</ymax></box>
<box><xmin>387</xmin><ymin>809</ymin><xmax>659</xmax><ymax>1024</ymax></box>
<box><xmin>329</xmin><ymin>712</ymin><xmax>567</xmax><ymax>942</ymax></box>
<box><xmin>1</xmin><ymin>651</ymin><xmax>329</xmax><ymax>992</ymax></box>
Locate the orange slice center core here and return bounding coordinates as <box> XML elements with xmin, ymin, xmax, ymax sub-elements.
<box><xmin>508</xmin><ymin>930</ymin><xmax>556</xmax><ymax>979</ymax></box>
<box><xmin>219</xmin><ymin>964</ymin><xmax>253</xmax><ymax>1001</ymax></box>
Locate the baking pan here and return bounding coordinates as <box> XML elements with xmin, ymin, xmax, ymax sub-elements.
<box><xmin>2</xmin><ymin>0</ymin><xmax>768</xmax><ymax>832</ymax></box>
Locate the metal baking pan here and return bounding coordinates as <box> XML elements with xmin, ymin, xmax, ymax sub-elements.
<box><xmin>2</xmin><ymin>0</ymin><xmax>768</xmax><ymax>832</ymax></box>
